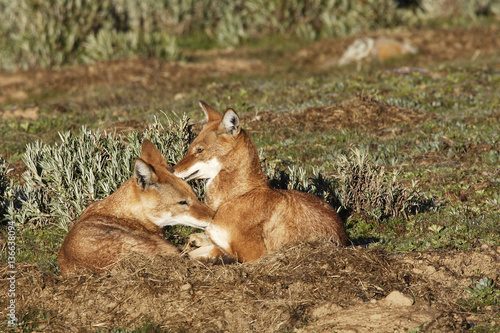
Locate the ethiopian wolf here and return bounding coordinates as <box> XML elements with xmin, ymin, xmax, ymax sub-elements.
<box><xmin>59</xmin><ymin>139</ymin><xmax>214</xmax><ymax>277</ymax></box>
<box><xmin>173</xmin><ymin>101</ymin><xmax>348</xmax><ymax>262</ymax></box>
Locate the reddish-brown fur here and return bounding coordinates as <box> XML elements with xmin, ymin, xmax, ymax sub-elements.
<box><xmin>174</xmin><ymin>102</ymin><xmax>348</xmax><ymax>262</ymax></box>
<box><xmin>59</xmin><ymin>139</ymin><xmax>214</xmax><ymax>277</ymax></box>
<box><xmin>373</xmin><ymin>38</ymin><xmax>416</xmax><ymax>61</ymax></box>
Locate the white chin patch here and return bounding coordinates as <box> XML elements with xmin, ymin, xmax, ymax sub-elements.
<box><xmin>175</xmin><ymin>158</ymin><xmax>222</xmax><ymax>181</ymax></box>
<box><xmin>154</xmin><ymin>212</ymin><xmax>209</xmax><ymax>229</ymax></box>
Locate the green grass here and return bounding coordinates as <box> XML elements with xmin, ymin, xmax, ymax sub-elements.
<box><xmin>461</xmin><ymin>277</ymin><xmax>500</xmax><ymax>333</ymax></box>
<box><xmin>5</xmin><ymin>226</ymin><xmax>64</xmax><ymax>274</ymax></box>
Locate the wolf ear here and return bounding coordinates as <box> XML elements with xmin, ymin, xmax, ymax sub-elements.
<box><xmin>199</xmin><ymin>100</ymin><xmax>223</xmax><ymax>123</ymax></box>
<box><xmin>141</xmin><ymin>139</ymin><xmax>168</xmax><ymax>169</ymax></box>
<box><xmin>134</xmin><ymin>158</ymin><xmax>157</xmax><ymax>189</ymax></box>
<box><xmin>220</xmin><ymin>109</ymin><xmax>240</xmax><ymax>136</ymax></box>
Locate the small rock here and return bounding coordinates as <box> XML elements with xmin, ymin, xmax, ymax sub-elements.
<box><xmin>385</xmin><ymin>291</ymin><xmax>413</xmax><ymax>306</ymax></box>
<box><xmin>180</xmin><ymin>283</ymin><xmax>192</xmax><ymax>292</ymax></box>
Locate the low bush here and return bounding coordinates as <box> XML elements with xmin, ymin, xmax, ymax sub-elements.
<box><xmin>2</xmin><ymin>0</ymin><xmax>499</xmax><ymax>70</ymax></box>
<box><xmin>0</xmin><ymin>0</ymin><xmax>180</xmax><ymax>70</ymax></box>
<box><xmin>6</xmin><ymin>116</ymin><xmax>193</xmax><ymax>231</ymax></box>
<box><xmin>3</xmin><ymin>116</ymin><xmax>432</xmax><ymax>234</ymax></box>
<box><xmin>265</xmin><ymin>148</ymin><xmax>433</xmax><ymax>221</ymax></box>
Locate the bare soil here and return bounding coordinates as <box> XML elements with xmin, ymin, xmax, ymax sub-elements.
<box><xmin>1</xmin><ymin>242</ymin><xmax>499</xmax><ymax>332</ymax></box>
<box><xmin>1</xmin><ymin>24</ymin><xmax>500</xmax><ymax>332</ymax></box>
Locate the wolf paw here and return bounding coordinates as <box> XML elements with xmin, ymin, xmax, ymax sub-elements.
<box><xmin>188</xmin><ymin>233</ymin><xmax>212</xmax><ymax>248</ymax></box>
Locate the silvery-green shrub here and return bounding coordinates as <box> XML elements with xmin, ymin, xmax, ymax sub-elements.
<box><xmin>8</xmin><ymin>116</ymin><xmax>193</xmax><ymax>231</ymax></box>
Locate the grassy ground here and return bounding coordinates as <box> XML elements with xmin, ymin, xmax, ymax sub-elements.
<box><xmin>1</xmin><ymin>21</ymin><xmax>499</xmax><ymax>332</ymax></box>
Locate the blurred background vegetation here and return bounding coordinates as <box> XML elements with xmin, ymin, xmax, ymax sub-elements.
<box><xmin>1</xmin><ymin>0</ymin><xmax>499</xmax><ymax>71</ymax></box>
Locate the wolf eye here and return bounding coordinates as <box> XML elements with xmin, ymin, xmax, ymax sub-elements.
<box><xmin>178</xmin><ymin>200</ymin><xmax>189</xmax><ymax>206</ymax></box>
<box><xmin>196</xmin><ymin>147</ymin><xmax>204</xmax><ymax>154</ymax></box>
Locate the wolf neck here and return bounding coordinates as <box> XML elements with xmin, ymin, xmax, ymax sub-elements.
<box><xmin>80</xmin><ymin>178</ymin><xmax>162</xmax><ymax>234</ymax></box>
<box><xmin>206</xmin><ymin>130</ymin><xmax>269</xmax><ymax>210</ymax></box>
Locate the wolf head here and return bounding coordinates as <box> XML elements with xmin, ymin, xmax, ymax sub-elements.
<box><xmin>133</xmin><ymin>139</ymin><xmax>214</xmax><ymax>228</ymax></box>
<box><xmin>173</xmin><ymin>101</ymin><xmax>241</xmax><ymax>181</ymax></box>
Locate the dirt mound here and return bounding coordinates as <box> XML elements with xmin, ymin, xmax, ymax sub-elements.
<box><xmin>245</xmin><ymin>94</ymin><xmax>431</xmax><ymax>135</ymax></box>
<box><xmin>2</xmin><ymin>242</ymin><xmax>498</xmax><ymax>332</ymax></box>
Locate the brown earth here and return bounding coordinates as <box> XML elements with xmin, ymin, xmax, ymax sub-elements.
<box><xmin>1</xmin><ymin>242</ymin><xmax>499</xmax><ymax>332</ymax></box>
<box><xmin>243</xmin><ymin>94</ymin><xmax>433</xmax><ymax>138</ymax></box>
<box><xmin>1</xmin><ymin>24</ymin><xmax>500</xmax><ymax>332</ymax></box>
